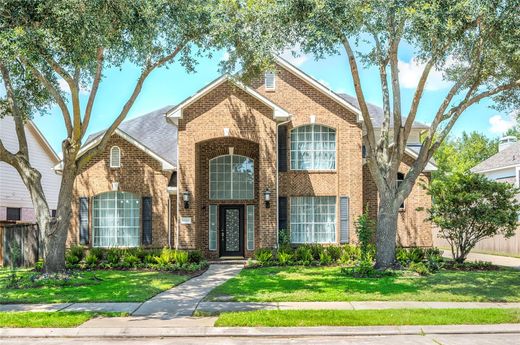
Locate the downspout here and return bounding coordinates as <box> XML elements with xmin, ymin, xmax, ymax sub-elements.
<box><xmin>167</xmin><ymin>196</ymin><xmax>172</xmax><ymax>249</ymax></box>
<box><xmin>276</xmin><ymin>119</ymin><xmax>291</xmax><ymax>249</ymax></box>
<box><xmin>176</xmin><ymin>148</ymin><xmax>180</xmax><ymax>251</ymax></box>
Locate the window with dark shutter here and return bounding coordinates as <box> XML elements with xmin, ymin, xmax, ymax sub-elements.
<box><xmin>340</xmin><ymin>196</ymin><xmax>349</xmax><ymax>243</ymax></box>
<box><xmin>142</xmin><ymin>196</ymin><xmax>153</xmax><ymax>245</ymax></box>
<box><xmin>79</xmin><ymin>197</ymin><xmax>89</xmax><ymax>245</ymax></box>
<box><xmin>278</xmin><ymin>126</ymin><xmax>287</xmax><ymax>172</ymax></box>
<box><xmin>278</xmin><ymin>197</ymin><xmax>287</xmax><ymax>231</ymax></box>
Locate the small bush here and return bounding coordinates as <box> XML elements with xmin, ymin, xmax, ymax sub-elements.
<box><xmin>277</xmin><ymin>251</ymin><xmax>293</xmax><ymax>266</ymax></box>
<box><xmin>173</xmin><ymin>250</ymin><xmax>189</xmax><ymax>265</ymax></box>
<box><xmin>254</xmin><ymin>248</ymin><xmax>273</xmax><ymax>265</ymax></box>
<box><xmin>122</xmin><ymin>254</ymin><xmax>140</xmax><ymax>267</ymax></box>
<box><xmin>294</xmin><ymin>245</ymin><xmax>313</xmax><ymax>264</ymax></box>
<box><xmin>340</xmin><ymin>244</ymin><xmax>361</xmax><ymax>264</ymax></box>
<box><xmin>34</xmin><ymin>259</ymin><xmax>44</xmax><ymax>271</ymax></box>
<box><xmin>89</xmin><ymin>248</ymin><xmax>104</xmax><ymax>260</ymax></box>
<box><xmin>341</xmin><ymin>259</ymin><xmax>387</xmax><ymax>278</ymax></box>
<box><xmin>106</xmin><ymin>249</ymin><xmax>123</xmax><ymax>264</ymax></box>
<box><xmin>68</xmin><ymin>245</ymin><xmax>85</xmax><ymax>261</ymax></box>
<box><xmin>278</xmin><ymin>228</ymin><xmax>291</xmax><ymax>247</ymax></box>
<box><xmin>65</xmin><ymin>254</ymin><xmax>80</xmax><ymax>266</ymax></box>
<box><xmin>444</xmin><ymin>260</ymin><xmax>498</xmax><ymax>271</ymax></box>
<box><xmin>85</xmin><ymin>253</ymin><xmax>99</xmax><ymax>266</ymax></box>
<box><xmin>409</xmin><ymin>262</ymin><xmax>430</xmax><ymax>276</ymax></box>
<box><xmin>326</xmin><ymin>246</ymin><xmax>341</xmax><ymax>262</ymax></box>
<box><xmin>188</xmin><ymin>250</ymin><xmax>204</xmax><ymax>264</ymax></box>
<box><xmin>307</xmin><ymin>244</ymin><xmax>324</xmax><ymax>261</ymax></box>
<box><xmin>355</xmin><ymin>208</ymin><xmax>375</xmax><ymax>260</ymax></box>
<box><xmin>319</xmin><ymin>251</ymin><xmax>332</xmax><ymax>265</ymax></box>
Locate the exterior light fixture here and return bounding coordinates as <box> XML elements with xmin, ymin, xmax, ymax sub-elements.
<box><xmin>264</xmin><ymin>188</ymin><xmax>271</xmax><ymax>208</ymax></box>
<box><xmin>183</xmin><ymin>191</ymin><xmax>190</xmax><ymax>209</ymax></box>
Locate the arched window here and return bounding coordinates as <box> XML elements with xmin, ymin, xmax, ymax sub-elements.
<box><xmin>110</xmin><ymin>146</ymin><xmax>121</xmax><ymax>168</ymax></box>
<box><xmin>209</xmin><ymin>155</ymin><xmax>254</xmax><ymax>200</ymax></box>
<box><xmin>290</xmin><ymin>125</ymin><xmax>336</xmax><ymax>170</ymax></box>
<box><xmin>93</xmin><ymin>192</ymin><xmax>140</xmax><ymax>247</ymax></box>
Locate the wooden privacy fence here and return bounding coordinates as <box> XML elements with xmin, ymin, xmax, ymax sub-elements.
<box><xmin>432</xmin><ymin>226</ymin><xmax>520</xmax><ymax>256</ymax></box>
<box><xmin>0</xmin><ymin>222</ymin><xmax>39</xmax><ymax>267</ymax></box>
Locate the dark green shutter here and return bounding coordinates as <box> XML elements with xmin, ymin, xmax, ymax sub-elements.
<box><xmin>278</xmin><ymin>126</ymin><xmax>287</xmax><ymax>172</ymax></box>
<box><xmin>340</xmin><ymin>196</ymin><xmax>349</xmax><ymax>243</ymax></box>
<box><xmin>79</xmin><ymin>197</ymin><xmax>89</xmax><ymax>245</ymax></box>
<box><xmin>278</xmin><ymin>197</ymin><xmax>287</xmax><ymax>230</ymax></box>
<box><xmin>142</xmin><ymin>197</ymin><xmax>153</xmax><ymax>245</ymax></box>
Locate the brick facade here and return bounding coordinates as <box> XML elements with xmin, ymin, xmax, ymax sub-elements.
<box><xmin>70</xmin><ymin>61</ymin><xmax>433</xmax><ymax>255</ymax></box>
<box><xmin>70</xmin><ymin>134</ymin><xmax>175</xmax><ymax>248</ymax></box>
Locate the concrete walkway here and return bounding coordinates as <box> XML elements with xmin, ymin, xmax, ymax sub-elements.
<box><xmin>442</xmin><ymin>251</ymin><xmax>520</xmax><ymax>270</ymax></box>
<box><xmin>196</xmin><ymin>301</ymin><xmax>520</xmax><ymax>314</ymax></box>
<box><xmin>1</xmin><ymin>323</ymin><xmax>520</xmax><ymax>338</ymax></box>
<box><xmin>132</xmin><ymin>264</ymin><xmax>243</xmax><ymax>318</ymax></box>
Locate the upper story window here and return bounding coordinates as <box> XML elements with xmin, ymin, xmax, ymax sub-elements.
<box><xmin>210</xmin><ymin>155</ymin><xmax>254</xmax><ymax>200</ymax></box>
<box><xmin>290</xmin><ymin>125</ymin><xmax>336</xmax><ymax>170</ymax></box>
<box><xmin>110</xmin><ymin>146</ymin><xmax>121</xmax><ymax>168</ymax></box>
<box><xmin>264</xmin><ymin>71</ymin><xmax>275</xmax><ymax>90</ymax></box>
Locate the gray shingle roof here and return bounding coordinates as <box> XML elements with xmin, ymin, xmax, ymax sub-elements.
<box><xmin>472</xmin><ymin>142</ymin><xmax>520</xmax><ymax>173</ymax></box>
<box><xmin>84</xmin><ymin>105</ymin><xmax>177</xmax><ymax>166</ymax></box>
<box><xmin>336</xmin><ymin>93</ymin><xmax>429</xmax><ymax>129</ymax></box>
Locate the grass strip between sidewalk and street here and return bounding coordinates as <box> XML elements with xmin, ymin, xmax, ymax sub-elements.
<box><xmin>0</xmin><ymin>311</ymin><xmax>127</xmax><ymax>328</ymax></box>
<box><xmin>214</xmin><ymin>308</ymin><xmax>520</xmax><ymax>327</ymax></box>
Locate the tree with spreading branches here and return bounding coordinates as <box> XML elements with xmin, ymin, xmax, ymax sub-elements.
<box><xmin>279</xmin><ymin>0</ymin><xmax>520</xmax><ymax>268</ymax></box>
<box><xmin>0</xmin><ymin>0</ymin><xmax>280</xmax><ymax>272</ymax></box>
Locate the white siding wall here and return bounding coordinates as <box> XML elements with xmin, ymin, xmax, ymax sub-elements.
<box><xmin>0</xmin><ymin>117</ymin><xmax>61</xmax><ymax>220</ymax></box>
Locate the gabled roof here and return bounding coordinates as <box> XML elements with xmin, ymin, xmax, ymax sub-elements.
<box><xmin>77</xmin><ymin>106</ymin><xmax>177</xmax><ymax>171</ymax></box>
<box><xmin>27</xmin><ymin>120</ymin><xmax>61</xmax><ymax>163</ymax></box>
<box><xmin>166</xmin><ymin>75</ymin><xmax>290</xmax><ymax>121</ymax></box>
<box><xmin>472</xmin><ymin>142</ymin><xmax>520</xmax><ymax>173</ymax></box>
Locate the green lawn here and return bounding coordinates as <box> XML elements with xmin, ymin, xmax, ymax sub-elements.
<box><xmin>0</xmin><ymin>311</ymin><xmax>126</xmax><ymax>328</ymax></box>
<box><xmin>206</xmin><ymin>266</ymin><xmax>520</xmax><ymax>302</ymax></box>
<box><xmin>0</xmin><ymin>269</ymin><xmax>189</xmax><ymax>303</ymax></box>
<box><xmin>215</xmin><ymin>308</ymin><xmax>520</xmax><ymax>327</ymax></box>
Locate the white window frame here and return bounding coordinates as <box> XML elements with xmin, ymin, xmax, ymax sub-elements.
<box><xmin>264</xmin><ymin>71</ymin><xmax>276</xmax><ymax>91</ymax></box>
<box><xmin>209</xmin><ymin>154</ymin><xmax>255</xmax><ymax>200</ymax></box>
<box><xmin>92</xmin><ymin>191</ymin><xmax>140</xmax><ymax>248</ymax></box>
<box><xmin>290</xmin><ymin>196</ymin><xmax>337</xmax><ymax>244</ymax></box>
<box><xmin>290</xmin><ymin>124</ymin><xmax>336</xmax><ymax>171</ymax></box>
<box><xmin>246</xmin><ymin>205</ymin><xmax>255</xmax><ymax>251</ymax></box>
<box><xmin>110</xmin><ymin>146</ymin><xmax>121</xmax><ymax>168</ymax></box>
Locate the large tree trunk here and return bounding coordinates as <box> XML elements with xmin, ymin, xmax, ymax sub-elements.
<box><xmin>42</xmin><ymin>155</ymin><xmax>77</xmax><ymax>273</ymax></box>
<box><xmin>374</xmin><ymin>190</ymin><xmax>400</xmax><ymax>269</ymax></box>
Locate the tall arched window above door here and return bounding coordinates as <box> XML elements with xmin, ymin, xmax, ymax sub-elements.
<box><xmin>290</xmin><ymin>125</ymin><xmax>336</xmax><ymax>170</ymax></box>
<box><xmin>110</xmin><ymin>146</ymin><xmax>121</xmax><ymax>168</ymax></box>
<box><xmin>209</xmin><ymin>155</ymin><xmax>254</xmax><ymax>200</ymax></box>
<box><xmin>92</xmin><ymin>191</ymin><xmax>140</xmax><ymax>247</ymax></box>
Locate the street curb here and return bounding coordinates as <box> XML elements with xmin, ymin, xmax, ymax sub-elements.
<box><xmin>1</xmin><ymin>324</ymin><xmax>520</xmax><ymax>338</ymax></box>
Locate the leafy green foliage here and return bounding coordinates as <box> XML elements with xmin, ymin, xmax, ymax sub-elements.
<box><xmin>254</xmin><ymin>248</ymin><xmax>273</xmax><ymax>265</ymax></box>
<box><xmin>277</xmin><ymin>251</ymin><xmax>293</xmax><ymax>266</ymax></box>
<box><xmin>409</xmin><ymin>262</ymin><xmax>430</xmax><ymax>276</ymax></box>
<box><xmin>84</xmin><ymin>253</ymin><xmax>99</xmax><ymax>266</ymax></box>
<box><xmin>426</xmin><ymin>172</ymin><xmax>520</xmax><ymax>263</ymax></box>
<box><xmin>294</xmin><ymin>245</ymin><xmax>313</xmax><ymax>264</ymax></box>
<box><xmin>355</xmin><ymin>209</ymin><xmax>375</xmax><ymax>261</ymax></box>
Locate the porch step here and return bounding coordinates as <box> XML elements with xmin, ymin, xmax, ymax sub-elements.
<box><xmin>208</xmin><ymin>258</ymin><xmax>248</xmax><ymax>265</ymax></box>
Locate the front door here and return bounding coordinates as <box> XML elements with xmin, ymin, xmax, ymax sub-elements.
<box><xmin>219</xmin><ymin>205</ymin><xmax>244</xmax><ymax>257</ymax></box>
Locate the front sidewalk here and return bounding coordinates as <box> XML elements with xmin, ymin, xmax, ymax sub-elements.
<box><xmin>1</xmin><ymin>323</ymin><xmax>520</xmax><ymax>338</ymax></box>
<box><xmin>442</xmin><ymin>251</ymin><xmax>520</xmax><ymax>270</ymax></box>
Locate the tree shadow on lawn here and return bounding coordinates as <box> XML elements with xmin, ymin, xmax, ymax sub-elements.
<box><xmin>212</xmin><ymin>267</ymin><xmax>520</xmax><ymax>302</ymax></box>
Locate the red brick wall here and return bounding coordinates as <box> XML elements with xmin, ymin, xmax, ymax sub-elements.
<box><xmin>70</xmin><ymin>134</ymin><xmax>175</xmax><ymax>248</ymax></box>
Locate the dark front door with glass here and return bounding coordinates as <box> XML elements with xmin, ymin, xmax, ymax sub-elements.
<box><xmin>219</xmin><ymin>205</ymin><xmax>244</xmax><ymax>257</ymax></box>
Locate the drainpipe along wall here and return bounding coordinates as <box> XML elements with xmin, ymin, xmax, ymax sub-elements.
<box><xmin>276</xmin><ymin>118</ymin><xmax>291</xmax><ymax>249</ymax></box>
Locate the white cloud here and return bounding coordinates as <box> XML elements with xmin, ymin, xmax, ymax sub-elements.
<box><xmin>489</xmin><ymin>112</ymin><xmax>517</xmax><ymax>134</ymax></box>
<box><xmin>398</xmin><ymin>57</ymin><xmax>451</xmax><ymax>91</ymax></box>
<box><xmin>281</xmin><ymin>45</ymin><xmax>310</xmax><ymax>66</ymax></box>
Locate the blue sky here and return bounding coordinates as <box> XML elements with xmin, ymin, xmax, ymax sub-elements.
<box><xmin>30</xmin><ymin>48</ymin><xmax>517</xmax><ymax>154</ymax></box>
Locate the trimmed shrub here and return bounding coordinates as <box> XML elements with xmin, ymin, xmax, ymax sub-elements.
<box><xmin>188</xmin><ymin>250</ymin><xmax>204</xmax><ymax>264</ymax></box>
<box><xmin>277</xmin><ymin>251</ymin><xmax>293</xmax><ymax>266</ymax></box>
<box><xmin>326</xmin><ymin>246</ymin><xmax>341</xmax><ymax>262</ymax></box>
<box><xmin>85</xmin><ymin>253</ymin><xmax>99</xmax><ymax>266</ymax></box>
<box><xmin>319</xmin><ymin>251</ymin><xmax>332</xmax><ymax>265</ymax></box>
<box><xmin>294</xmin><ymin>245</ymin><xmax>313</xmax><ymax>264</ymax></box>
<box><xmin>340</xmin><ymin>244</ymin><xmax>361</xmax><ymax>264</ymax></box>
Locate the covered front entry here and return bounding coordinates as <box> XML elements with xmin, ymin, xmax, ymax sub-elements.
<box><xmin>219</xmin><ymin>205</ymin><xmax>244</xmax><ymax>257</ymax></box>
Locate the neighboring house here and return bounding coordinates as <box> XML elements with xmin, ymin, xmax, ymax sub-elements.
<box><xmin>65</xmin><ymin>58</ymin><xmax>435</xmax><ymax>258</ymax></box>
<box><xmin>0</xmin><ymin>116</ymin><xmax>61</xmax><ymax>222</ymax></box>
<box><xmin>470</xmin><ymin>136</ymin><xmax>520</xmax><ymax>255</ymax></box>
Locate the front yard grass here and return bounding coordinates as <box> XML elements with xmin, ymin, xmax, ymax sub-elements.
<box><xmin>215</xmin><ymin>308</ymin><xmax>520</xmax><ymax>327</ymax></box>
<box><xmin>0</xmin><ymin>311</ymin><xmax>127</xmax><ymax>328</ymax></box>
<box><xmin>206</xmin><ymin>266</ymin><xmax>520</xmax><ymax>302</ymax></box>
<box><xmin>0</xmin><ymin>269</ymin><xmax>189</xmax><ymax>304</ymax></box>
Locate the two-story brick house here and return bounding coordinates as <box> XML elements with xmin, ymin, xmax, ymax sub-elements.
<box><xmin>68</xmin><ymin>58</ymin><xmax>435</xmax><ymax>258</ymax></box>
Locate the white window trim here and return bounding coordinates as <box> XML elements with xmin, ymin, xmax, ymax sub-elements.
<box><xmin>246</xmin><ymin>205</ymin><xmax>255</xmax><ymax>251</ymax></box>
<box><xmin>290</xmin><ymin>196</ymin><xmax>337</xmax><ymax>244</ymax></box>
<box><xmin>110</xmin><ymin>146</ymin><xmax>121</xmax><ymax>168</ymax></box>
<box><xmin>264</xmin><ymin>71</ymin><xmax>276</xmax><ymax>91</ymax></box>
<box><xmin>290</xmin><ymin>124</ymin><xmax>337</xmax><ymax>171</ymax></box>
<box><xmin>209</xmin><ymin>154</ymin><xmax>255</xmax><ymax>201</ymax></box>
